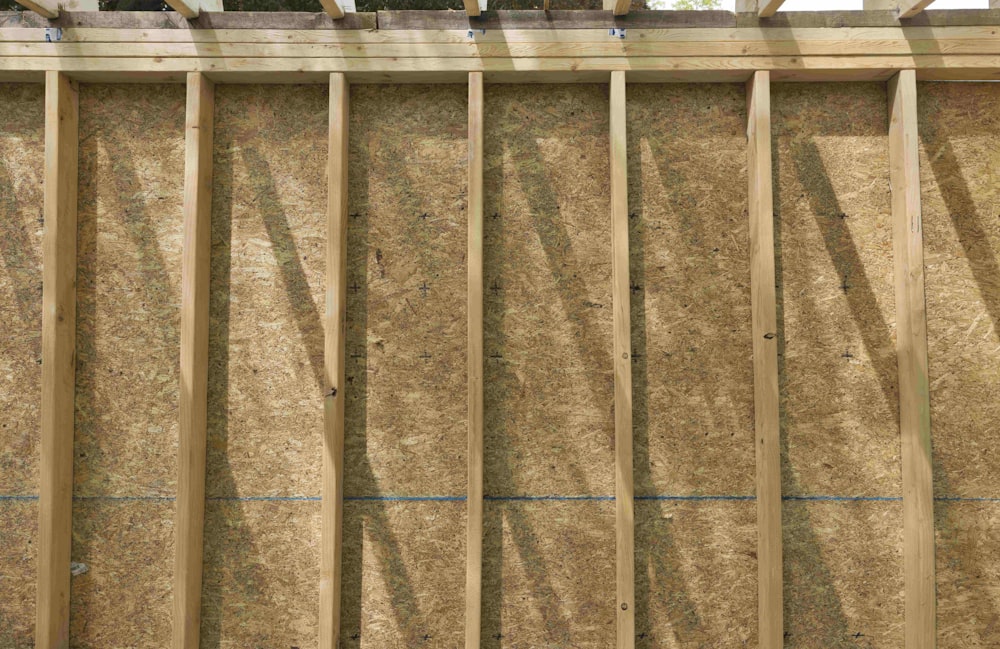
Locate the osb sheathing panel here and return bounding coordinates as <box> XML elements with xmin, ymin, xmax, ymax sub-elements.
<box><xmin>772</xmin><ymin>83</ymin><xmax>903</xmax><ymax>643</ymax></box>
<box><xmin>482</xmin><ymin>501</ymin><xmax>614</xmax><ymax>648</ymax></box>
<box><xmin>345</xmin><ymin>85</ymin><xmax>468</xmax><ymax>498</ymax></box>
<box><xmin>342</xmin><ymin>84</ymin><xmax>467</xmax><ymax>647</ymax></box>
<box><xmin>481</xmin><ymin>84</ymin><xmax>614</xmax><ymax>646</ymax></box>
<box><xmin>0</xmin><ymin>84</ymin><xmax>43</xmax><ymax>496</ymax></box>
<box><xmin>626</xmin><ymin>84</ymin><xmax>754</xmax><ymax>496</ymax></box>
<box><xmin>634</xmin><ymin>501</ymin><xmax>757</xmax><ymax>648</ymax></box>
<box><xmin>201</xmin><ymin>501</ymin><xmax>320</xmax><ymax>647</ymax></box>
<box><xmin>0</xmin><ymin>84</ymin><xmax>42</xmax><ymax>649</ymax></box>
<box><xmin>917</xmin><ymin>81</ymin><xmax>1000</xmax><ymax>646</ymax></box>
<box><xmin>75</xmin><ymin>85</ymin><xmax>184</xmax><ymax>497</ymax></box>
<box><xmin>70</xmin><ymin>84</ymin><xmax>184</xmax><ymax>648</ymax></box>
<box><xmin>0</xmin><ymin>500</ymin><xmax>37</xmax><ymax>649</ymax></box>
<box><xmin>206</xmin><ymin>85</ymin><xmax>327</xmax><ymax>645</ymax></box>
<box><xmin>208</xmin><ymin>84</ymin><xmax>327</xmax><ymax>499</ymax></box>
<box><xmin>783</xmin><ymin>501</ymin><xmax>903</xmax><ymax>648</ymax></box>
<box><xmin>69</xmin><ymin>501</ymin><xmax>174</xmax><ymax>647</ymax></box>
<box><xmin>625</xmin><ymin>84</ymin><xmax>756</xmax><ymax>646</ymax></box>
<box><xmin>340</xmin><ymin>502</ymin><xmax>466</xmax><ymax>648</ymax></box>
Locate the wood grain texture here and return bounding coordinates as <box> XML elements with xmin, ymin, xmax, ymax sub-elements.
<box><xmin>465</xmin><ymin>70</ymin><xmax>484</xmax><ymax>649</ymax></box>
<box><xmin>37</xmin><ymin>70</ymin><xmax>78</xmax><ymax>649</ymax></box>
<box><xmin>888</xmin><ymin>69</ymin><xmax>935</xmax><ymax>649</ymax></box>
<box><xmin>610</xmin><ymin>69</ymin><xmax>634</xmax><ymax>649</ymax></box>
<box><xmin>746</xmin><ymin>70</ymin><xmax>782</xmax><ymax>649</ymax></box>
<box><xmin>758</xmin><ymin>0</ymin><xmax>785</xmax><ymax>18</ymax></box>
<box><xmin>320</xmin><ymin>72</ymin><xmax>349</xmax><ymax>649</ymax></box>
<box><xmin>173</xmin><ymin>72</ymin><xmax>214</xmax><ymax>649</ymax></box>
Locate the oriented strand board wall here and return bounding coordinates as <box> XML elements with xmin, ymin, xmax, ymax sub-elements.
<box><xmin>627</xmin><ymin>83</ymin><xmax>757</xmax><ymax>647</ymax></box>
<box><xmin>204</xmin><ymin>84</ymin><xmax>327</xmax><ymax>647</ymax></box>
<box><xmin>343</xmin><ymin>84</ymin><xmax>468</xmax><ymax>648</ymax></box>
<box><xmin>772</xmin><ymin>82</ymin><xmax>903</xmax><ymax>647</ymax></box>
<box><xmin>0</xmin><ymin>83</ymin><xmax>44</xmax><ymax>649</ymax></box>
<box><xmin>918</xmin><ymin>81</ymin><xmax>1000</xmax><ymax>647</ymax></box>
<box><xmin>71</xmin><ymin>84</ymin><xmax>185</xmax><ymax>648</ymax></box>
<box><xmin>482</xmin><ymin>84</ymin><xmax>615</xmax><ymax>649</ymax></box>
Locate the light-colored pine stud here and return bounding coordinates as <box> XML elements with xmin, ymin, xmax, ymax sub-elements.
<box><xmin>36</xmin><ymin>69</ymin><xmax>79</xmax><ymax>649</ymax></box>
<box><xmin>609</xmin><ymin>69</ymin><xmax>635</xmax><ymax>649</ymax></box>
<box><xmin>747</xmin><ymin>69</ymin><xmax>783</xmax><ymax>649</ymax></box>
<box><xmin>319</xmin><ymin>71</ymin><xmax>350</xmax><ymax>649</ymax></box>
<box><xmin>465</xmin><ymin>70</ymin><xmax>485</xmax><ymax>649</ymax></box>
<box><xmin>887</xmin><ymin>68</ymin><xmax>935</xmax><ymax>649</ymax></box>
<box><xmin>173</xmin><ymin>71</ymin><xmax>215</xmax><ymax>649</ymax></box>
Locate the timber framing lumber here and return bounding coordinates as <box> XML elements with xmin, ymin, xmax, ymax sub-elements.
<box><xmin>898</xmin><ymin>0</ymin><xmax>936</xmax><ymax>18</ymax></box>
<box><xmin>319</xmin><ymin>0</ymin><xmax>346</xmax><ymax>20</ymax></box>
<box><xmin>37</xmin><ymin>70</ymin><xmax>79</xmax><ymax>649</ymax></box>
<box><xmin>463</xmin><ymin>0</ymin><xmax>481</xmax><ymax>18</ymax></box>
<box><xmin>758</xmin><ymin>0</ymin><xmax>785</xmax><ymax>18</ymax></box>
<box><xmin>747</xmin><ymin>69</ymin><xmax>782</xmax><ymax>649</ymax></box>
<box><xmin>320</xmin><ymin>71</ymin><xmax>349</xmax><ymax>649</ymax></box>
<box><xmin>609</xmin><ymin>68</ymin><xmax>635</xmax><ymax>649</ymax></box>
<box><xmin>604</xmin><ymin>0</ymin><xmax>630</xmax><ymax>17</ymax></box>
<box><xmin>887</xmin><ymin>68</ymin><xmax>935</xmax><ymax>649</ymax></box>
<box><xmin>13</xmin><ymin>0</ymin><xmax>57</xmax><ymax>20</ymax></box>
<box><xmin>173</xmin><ymin>72</ymin><xmax>214</xmax><ymax>649</ymax></box>
<box><xmin>465</xmin><ymin>70</ymin><xmax>485</xmax><ymax>649</ymax></box>
<box><xmin>164</xmin><ymin>0</ymin><xmax>224</xmax><ymax>20</ymax></box>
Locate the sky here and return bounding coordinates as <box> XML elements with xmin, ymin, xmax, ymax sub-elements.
<box><xmin>689</xmin><ymin>0</ymin><xmax>989</xmax><ymax>9</ymax></box>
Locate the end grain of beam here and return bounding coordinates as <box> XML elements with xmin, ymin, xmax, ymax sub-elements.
<box><xmin>173</xmin><ymin>72</ymin><xmax>215</xmax><ymax>649</ymax></box>
<box><xmin>465</xmin><ymin>70</ymin><xmax>485</xmax><ymax>649</ymax></box>
<box><xmin>609</xmin><ymin>69</ymin><xmax>635</xmax><ymax>649</ymax></box>
<box><xmin>36</xmin><ymin>70</ymin><xmax>79</xmax><ymax>649</ymax></box>
<box><xmin>319</xmin><ymin>71</ymin><xmax>350</xmax><ymax>649</ymax></box>
<box><xmin>746</xmin><ymin>69</ymin><xmax>783</xmax><ymax>649</ymax></box>
<box><xmin>887</xmin><ymin>68</ymin><xmax>935</xmax><ymax>649</ymax></box>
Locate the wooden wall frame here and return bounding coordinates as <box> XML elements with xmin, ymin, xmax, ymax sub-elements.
<box><xmin>8</xmin><ymin>7</ymin><xmax>988</xmax><ymax>649</ymax></box>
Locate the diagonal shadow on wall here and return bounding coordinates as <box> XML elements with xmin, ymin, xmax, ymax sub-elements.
<box><xmin>919</xmin><ymin>109</ymin><xmax>1000</xmax><ymax>645</ymax></box>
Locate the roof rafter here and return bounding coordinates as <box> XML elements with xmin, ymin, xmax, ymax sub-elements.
<box><xmin>758</xmin><ymin>0</ymin><xmax>785</xmax><ymax>17</ymax></box>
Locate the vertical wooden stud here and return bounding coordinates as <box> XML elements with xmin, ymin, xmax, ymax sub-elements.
<box><xmin>465</xmin><ymin>70</ymin><xmax>485</xmax><ymax>649</ymax></box>
<box><xmin>36</xmin><ymin>70</ymin><xmax>79</xmax><ymax>649</ymax></box>
<box><xmin>888</xmin><ymin>69</ymin><xmax>935</xmax><ymax>649</ymax></box>
<box><xmin>320</xmin><ymin>71</ymin><xmax>350</xmax><ymax>649</ymax></box>
<box><xmin>173</xmin><ymin>72</ymin><xmax>215</xmax><ymax>649</ymax></box>
<box><xmin>609</xmin><ymin>69</ymin><xmax>635</xmax><ymax>649</ymax></box>
<box><xmin>747</xmin><ymin>70</ymin><xmax>783</xmax><ymax>649</ymax></box>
